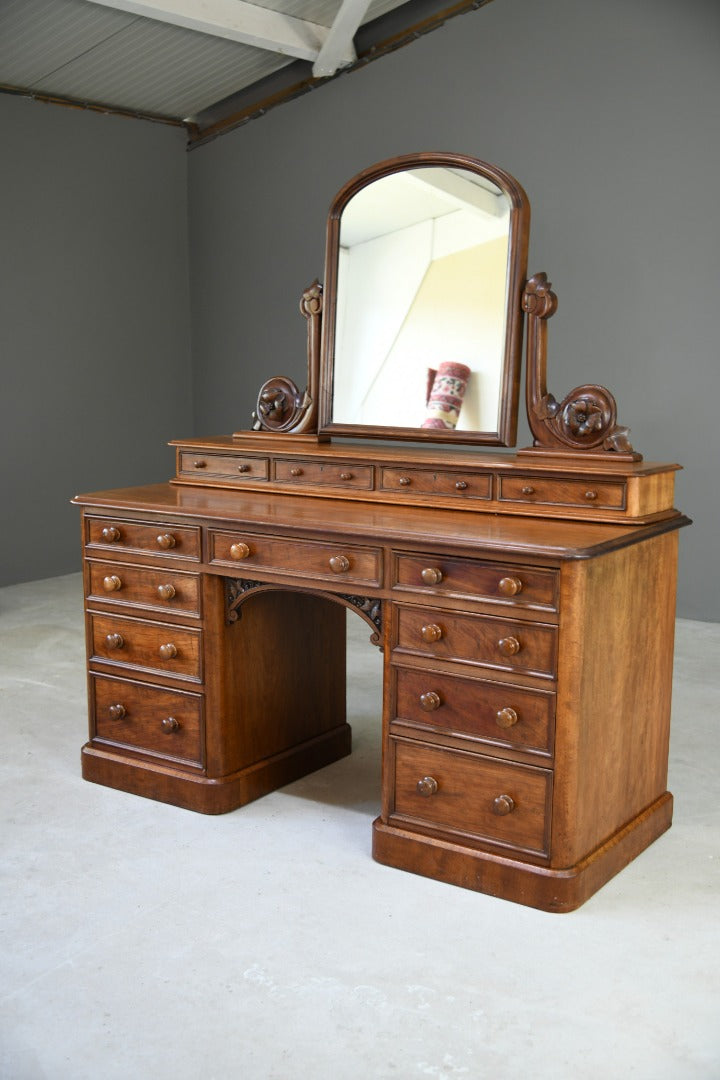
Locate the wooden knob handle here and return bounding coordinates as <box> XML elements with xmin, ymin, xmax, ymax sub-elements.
<box><xmin>156</xmin><ymin>533</ymin><xmax>176</xmax><ymax>549</ymax></box>
<box><xmin>108</xmin><ymin>703</ymin><xmax>126</xmax><ymax>720</ymax></box>
<box><xmin>339</xmin><ymin>471</ymin><xmax>353</xmax><ymax>481</ymax></box>
<box><xmin>398</xmin><ymin>476</ymin><xmax>411</xmax><ymax>486</ymax></box>
<box><xmin>105</xmin><ymin>632</ymin><xmax>124</xmax><ymax>650</ymax></box>
<box><xmin>585</xmin><ymin>489</ymin><xmax>598</xmax><ymax>501</ymax></box>
<box><xmin>193</xmin><ymin>460</ymin><xmax>207</xmax><ymax>469</ymax></box>
<box><xmin>157</xmin><ymin>583</ymin><xmax>176</xmax><ymax>600</ymax></box>
<box><xmin>289</xmin><ymin>467</ymin><xmax>303</xmax><ymax>477</ymax></box>
<box><xmin>521</xmin><ymin>485</ymin><xmax>535</xmax><ymax>496</ymax></box>
<box><xmin>498</xmin><ymin>576</ymin><xmax>523</xmax><ymax>596</ymax></box>
<box><xmin>230</xmin><ymin>542</ymin><xmax>250</xmax><ymax>560</ymax></box>
<box><xmin>161</xmin><ymin>716</ymin><xmax>180</xmax><ymax>733</ymax></box>
<box><xmin>329</xmin><ymin>555</ymin><xmax>350</xmax><ymax>573</ymax></box>
<box><xmin>421</xmin><ymin>623</ymin><xmax>443</xmax><ymax>643</ymax></box>
<box><xmin>101</xmin><ymin>526</ymin><xmax>121</xmax><ymax>542</ymax></box>
<box><xmin>492</xmin><ymin>794</ymin><xmax>515</xmax><ymax>816</ymax></box>
<box><xmin>496</xmin><ymin>707</ymin><xmax>519</xmax><ymax>728</ymax></box>
<box><xmin>419</xmin><ymin>691</ymin><xmax>441</xmax><ymax>712</ymax></box>
<box><xmin>102</xmin><ymin>574</ymin><xmax>122</xmax><ymax>592</ymax></box>
<box><xmin>455</xmin><ymin>480</ymin><xmax>468</xmax><ymax>491</ymax></box>
<box><xmin>420</xmin><ymin>567</ymin><xmax>443</xmax><ymax>585</ymax></box>
<box><xmin>498</xmin><ymin>636</ymin><xmax>521</xmax><ymax>656</ymax></box>
<box><xmin>238</xmin><ymin>464</ymin><xmax>250</xmax><ymax>473</ymax></box>
<box><xmin>416</xmin><ymin>776</ymin><xmax>438</xmax><ymax>797</ymax></box>
<box><xmin>159</xmin><ymin>642</ymin><xmax>177</xmax><ymax>660</ymax></box>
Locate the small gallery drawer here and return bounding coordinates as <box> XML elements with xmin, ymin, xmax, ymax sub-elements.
<box><xmin>393</xmin><ymin>553</ymin><xmax>558</xmax><ymax>611</ymax></box>
<box><xmin>87</xmin><ymin>561</ymin><xmax>201</xmax><ymax>616</ymax></box>
<box><xmin>178</xmin><ymin>451</ymin><xmax>269</xmax><ymax>481</ymax></box>
<box><xmin>274</xmin><ymin>458</ymin><xmax>374</xmax><ymax>490</ymax></box>
<box><xmin>392</xmin><ymin>741</ymin><xmax>551</xmax><ymax>855</ymax></box>
<box><xmin>394</xmin><ymin>607</ymin><xmax>557</xmax><ymax>679</ymax></box>
<box><xmin>90</xmin><ymin>613</ymin><xmax>202</xmax><ymax>681</ymax></box>
<box><xmin>393</xmin><ymin>667</ymin><xmax>554</xmax><ymax>755</ymax></box>
<box><xmin>498</xmin><ymin>475</ymin><xmax>626</xmax><ymax>510</ymax></box>
<box><xmin>381</xmin><ymin>467</ymin><xmax>491</xmax><ymax>501</ymax></box>
<box><xmin>92</xmin><ymin>673</ymin><xmax>203</xmax><ymax>765</ymax></box>
<box><xmin>85</xmin><ymin>516</ymin><xmax>201</xmax><ymax>560</ymax></box>
<box><xmin>209</xmin><ymin>531</ymin><xmax>382</xmax><ymax>587</ymax></box>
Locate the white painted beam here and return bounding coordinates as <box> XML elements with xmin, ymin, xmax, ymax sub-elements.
<box><xmin>312</xmin><ymin>0</ymin><xmax>372</xmax><ymax>77</ymax></box>
<box><xmin>87</xmin><ymin>0</ymin><xmax>330</xmax><ymax>62</ymax></box>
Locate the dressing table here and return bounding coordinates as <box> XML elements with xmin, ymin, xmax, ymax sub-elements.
<box><xmin>74</xmin><ymin>153</ymin><xmax>688</xmax><ymax>912</ymax></box>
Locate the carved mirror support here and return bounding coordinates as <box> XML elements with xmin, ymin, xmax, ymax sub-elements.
<box><xmin>249</xmin><ymin>281</ymin><xmax>324</xmax><ymax>436</ymax></box>
<box><xmin>521</xmin><ymin>273</ymin><xmax>640</xmax><ymax>460</ymax></box>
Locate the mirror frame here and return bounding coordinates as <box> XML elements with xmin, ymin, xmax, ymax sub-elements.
<box><xmin>317</xmin><ymin>152</ymin><xmax>530</xmax><ymax>446</ymax></box>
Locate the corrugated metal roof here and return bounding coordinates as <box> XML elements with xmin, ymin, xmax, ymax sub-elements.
<box><xmin>0</xmin><ymin>0</ymin><xmax>487</xmax><ymax>136</ymax></box>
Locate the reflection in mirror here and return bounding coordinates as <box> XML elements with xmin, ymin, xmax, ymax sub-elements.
<box><xmin>331</xmin><ymin>167</ymin><xmax>511</xmax><ymax>434</ymax></box>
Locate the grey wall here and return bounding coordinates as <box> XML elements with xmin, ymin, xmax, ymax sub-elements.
<box><xmin>187</xmin><ymin>0</ymin><xmax>720</xmax><ymax>622</ymax></box>
<box><xmin>1</xmin><ymin>96</ymin><xmax>192</xmax><ymax>586</ymax></box>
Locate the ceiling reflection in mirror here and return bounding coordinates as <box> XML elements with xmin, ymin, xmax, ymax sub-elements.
<box><xmin>330</xmin><ymin>166</ymin><xmax>511</xmax><ymax>436</ymax></box>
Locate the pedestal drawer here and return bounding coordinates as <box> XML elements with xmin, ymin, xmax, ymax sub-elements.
<box><xmin>85</xmin><ymin>517</ymin><xmax>201</xmax><ymax>560</ymax></box>
<box><xmin>392</xmin><ymin>741</ymin><xmax>551</xmax><ymax>855</ymax></box>
<box><xmin>87</xmin><ymin>561</ymin><xmax>200</xmax><ymax>616</ymax></box>
<box><xmin>90</xmin><ymin>613</ymin><xmax>202</xmax><ymax>682</ymax></box>
<box><xmin>91</xmin><ymin>674</ymin><xmax>203</xmax><ymax>765</ymax></box>
<box><xmin>394</xmin><ymin>667</ymin><xmax>554</xmax><ymax>755</ymax></box>
<box><xmin>394</xmin><ymin>607</ymin><xmax>557</xmax><ymax>679</ymax></box>
<box><xmin>394</xmin><ymin>553</ymin><xmax>558</xmax><ymax>611</ymax></box>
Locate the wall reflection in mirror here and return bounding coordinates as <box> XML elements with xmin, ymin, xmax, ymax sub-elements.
<box><xmin>332</xmin><ymin>167</ymin><xmax>511</xmax><ymax>434</ymax></box>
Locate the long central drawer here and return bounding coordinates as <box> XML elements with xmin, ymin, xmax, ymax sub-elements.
<box><xmin>209</xmin><ymin>530</ymin><xmax>382</xmax><ymax>588</ymax></box>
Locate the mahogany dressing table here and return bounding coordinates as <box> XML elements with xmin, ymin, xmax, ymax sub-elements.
<box><xmin>74</xmin><ymin>153</ymin><xmax>688</xmax><ymax>912</ymax></box>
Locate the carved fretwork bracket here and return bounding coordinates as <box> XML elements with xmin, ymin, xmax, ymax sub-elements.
<box><xmin>250</xmin><ymin>281</ymin><xmax>323</xmax><ymax>435</ymax></box>
<box><xmin>224</xmin><ymin>578</ymin><xmax>383</xmax><ymax>648</ymax></box>
<box><xmin>522</xmin><ymin>272</ymin><xmax>640</xmax><ymax>459</ymax></box>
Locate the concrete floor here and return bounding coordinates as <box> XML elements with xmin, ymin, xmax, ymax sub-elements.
<box><xmin>1</xmin><ymin>573</ymin><xmax>718</xmax><ymax>1080</ymax></box>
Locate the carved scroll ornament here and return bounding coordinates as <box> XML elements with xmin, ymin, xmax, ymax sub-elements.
<box><xmin>251</xmin><ymin>281</ymin><xmax>322</xmax><ymax>435</ymax></box>
<box><xmin>523</xmin><ymin>273</ymin><xmax>638</xmax><ymax>458</ymax></box>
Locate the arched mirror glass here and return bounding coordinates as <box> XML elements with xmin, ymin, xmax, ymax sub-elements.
<box><xmin>319</xmin><ymin>154</ymin><xmax>529</xmax><ymax>445</ymax></box>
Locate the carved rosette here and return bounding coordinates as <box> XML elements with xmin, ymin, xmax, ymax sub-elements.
<box><xmin>251</xmin><ymin>281</ymin><xmax>323</xmax><ymax>435</ymax></box>
<box><xmin>523</xmin><ymin>273</ymin><xmax>637</xmax><ymax>457</ymax></box>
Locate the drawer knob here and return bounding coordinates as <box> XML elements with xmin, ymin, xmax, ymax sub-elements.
<box><xmin>492</xmin><ymin>794</ymin><xmax>515</xmax><ymax>816</ymax></box>
<box><xmin>157</xmin><ymin>583</ymin><xmax>176</xmax><ymax>600</ymax></box>
<box><xmin>455</xmin><ymin>480</ymin><xmax>468</xmax><ymax>491</ymax></box>
<box><xmin>290</xmin><ymin>467</ymin><xmax>303</xmax><ymax>477</ymax></box>
<box><xmin>585</xmin><ymin>489</ymin><xmax>598</xmax><ymax>501</ymax></box>
<box><xmin>156</xmin><ymin>533</ymin><xmax>176</xmax><ymax>549</ymax></box>
<box><xmin>416</xmin><ymin>776</ymin><xmax>438</xmax><ymax>797</ymax></box>
<box><xmin>521</xmin><ymin>485</ymin><xmax>535</xmax><ymax>496</ymax></box>
<box><xmin>101</xmin><ymin>526</ymin><xmax>121</xmax><ymax>543</ymax></box>
<box><xmin>496</xmin><ymin>707</ymin><xmax>519</xmax><ymax>728</ymax></box>
<box><xmin>329</xmin><ymin>555</ymin><xmax>350</xmax><ymax>574</ymax></box>
<box><xmin>498</xmin><ymin>576</ymin><xmax>523</xmax><ymax>597</ymax></box>
<box><xmin>238</xmin><ymin>464</ymin><xmax>250</xmax><ymax>473</ymax></box>
<box><xmin>108</xmin><ymin>703</ymin><xmax>126</xmax><ymax>721</ymax></box>
<box><xmin>398</xmin><ymin>476</ymin><xmax>411</xmax><ymax>486</ymax></box>
<box><xmin>102</xmin><ymin>574</ymin><xmax>122</xmax><ymax>592</ymax></box>
<box><xmin>339</xmin><ymin>471</ymin><xmax>353</xmax><ymax>481</ymax></box>
<box><xmin>420</xmin><ymin>567</ymin><xmax>443</xmax><ymax>586</ymax></box>
<box><xmin>193</xmin><ymin>460</ymin><xmax>207</xmax><ymax>469</ymax></box>
<box><xmin>159</xmin><ymin>642</ymin><xmax>178</xmax><ymax>660</ymax></box>
<box><xmin>419</xmin><ymin>691</ymin><xmax>442</xmax><ymax>712</ymax></box>
<box><xmin>498</xmin><ymin>636</ymin><xmax>521</xmax><ymax>656</ymax></box>
<box><xmin>230</xmin><ymin>542</ymin><xmax>250</xmax><ymax>560</ymax></box>
<box><xmin>161</xmin><ymin>716</ymin><xmax>180</xmax><ymax>733</ymax></box>
<box><xmin>105</xmin><ymin>632</ymin><xmax>124</xmax><ymax>650</ymax></box>
<box><xmin>421</xmin><ymin>623</ymin><xmax>443</xmax><ymax>643</ymax></box>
